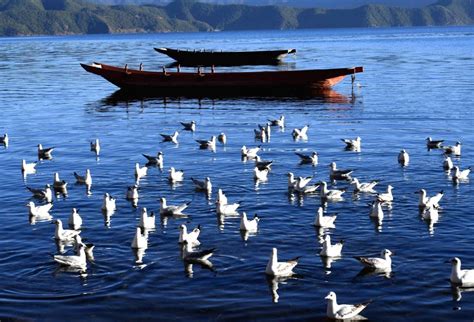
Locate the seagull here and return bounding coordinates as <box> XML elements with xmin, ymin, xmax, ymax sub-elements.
<box><xmin>182</xmin><ymin>240</ymin><xmax>215</xmax><ymax>261</ymax></box>
<box><xmin>294</xmin><ymin>178</ymin><xmax>319</xmax><ymax>194</ymax></box>
<box><xmin>241</xmin><ymin>145</ymin><xmax>261</xmax><ymax>158</ymax></box>
<box><xmin>90</xmin><ymin>138</ymin><xmax>100</xmax><ymax>155</ymax></box>
<box><xmin>168</xmin><ymin>167</ymin><xmax>184</xmax><ymax>183</ymax></box>
<box><xmin>351</xmin><ymin>178</ymin><xmax>378</xmax><ymax>193</ymax></box>
<box><xmin>265</xmin><ymin>248</ymin><xmax>299</xmax><ymax>277</ymax></box>
<box><xmin>268</xmin><ymin>115</ymin><xmax>285</xmax><ymax>127</ymax></box>
<box><xmin>320</xmin><ymin>235</ymin><xmax>344</xmax><ymax>257</ymax></box>
<box><xmin>74</xmin><ymin>235</ymin><xmax>95</xmax><ymax>261</ymax></box>
<box><xmin>453</xmin><ymin>166</ymin><xmax>471</xmax><ymax>181</ymax></box>
<box><xmin>27</xmin><ymin>184</ymin><xmax>53</xmax><ymax>202</ymax></box>
<box><xmin>421</xmin><ymin>205</ymin><xmax>439</xmax><ymax>221</ymax></box>
<box><xmin>126</xmin><ymin>184</ymin><xmax>139</xmax><ymax>200</ymax></box>
<box><xmin>295</xmin><ymin>151</ymin><xmax>318</xmax><ymax>165</ymax></box>
<box><xmin>398</xmin><ymin>149</ymin><xmax>409</xmax><ymax>166</ymax></box>
<box><xmin>160</xmin><ymin>131</ymin><xmax>179</xmax><ymax>144</ymax></box>
<box><xmin>314</xmin><ymin>207</ymin><xmax>337</xmax><ymax>228</ymax></box>
<box><xmin>142</xmin><ymin>151</ymin><xmax>164</xmax><ymax>168</ymax></box>
<box><xmin>216</xmin><ymin>188</ymin><xmax>228</xmax><ymax>205</ymax></box>
<box><xmin>369</xmin><ymin>198</ymin><xmax>384</xmax><ymax>219</ymax></box>
<box><xmin>26</xmin><ymin>201</ymin><xmax>53</xmax><ymax>217</ymax></box>
<box><xmin>377</xmin><ymin>185</ymin><xmax>394</xmax><ymax>203</ymax></box>
<box><xmin>254</xmin><ymin>167</ymin><xmax>269</xmax><ymax>181</ymax></box>
<box><xmin>37</xmin><ymin>143</ymin><xmax>54</xmax><ymax>159</ymax></box>
<box><xmin>325</xmin><ymin>291</ymin><xmax>372</xmax><ymax>320</ymax></box>
<box><xmin>260</xmin><ymin>123</ymin><xmax>271</xmax><ymax>138</ymax></box>
<box><xmin>341</xmin><ymin>136</ymin><xmax>361</xmax><ymax>150</ymax></box>
<box><xmin>426</xmin><ymin>137</ymin><xmax>444</xmax><ymax>149</ymax></box>
<box><xmin>101</xmin><ymin>193</ymin><xmax>116</xmax><ymax>212</ymax></box>
<box><xmin>287</xmin><ymin>172</ymin><xmax>297</xmax><ymax>190</ymax></box>
<box><xmin>443</xmin><ymin>141</ymin><xmax>462</xmax><ymax>156</ymax></box>
<box><xmin>53</xmin><ymin>172</ymin><xmax>67</xmax><ymax>190</ymax></box>
<box><xmin>443</xmin><ymin>154</ymin><xmax>454</xmax><ymax>170</ymax></box>
<box><xmin>329</xmin><ymin>162</ymin><xmax>353</xmax><ymax>180</ymax></box>
<box><xmin>180</xmin><ymin>120</ymin><xmax>196</xmax><ymax>131</ymax></box>
<box><xmin>320</xmin><ymin>181</ymin><xmax>346</xmax><ymax>201</ymax></box>
<box><xmin>179</xmin><ymin>224</ymin><xmax>201</xmax><ymax>246</ymax></box>
<box><xmin>68</xmin><ymin>208</ymin><xmax>82</xmax><ymax>230</ymax></box>
<box><xmin>254</xmin><ymin>127</ymin><xmax>267</xmax><ymax>142</ymax></box>
<box><xmin>196</xmin><ymin>136</ymin><xmax>216</xmax><ymax>150</ymax></box>
<box><xmin>240</xmin><ymin>212</ymin><xmax>259</xmax><ymax>232</ymax></box>
<box><xmin>354</xmin><ymin>249</ymin><xmax>393</xmax><ymax>270</ymax></box>
<box><xmin>159</xmin><ymin>197</ymin><xmax>190</xmax><ymax>216</ymax></box>
<box><xmin>416</xmin><ymin>189</ymin><xmax>443</xmax><ymax>209</ymax></box>
<box><xmin>54</xmin><ymin>219</ymin><xmax>81</xmax><ymax>241</ymax></box>
<box><xmin>131</xmin><ymin>227</ymin><xmax>148</xmax><ymax>249</ymax></box>
<box><xmin>0</xmin><ymin>133</ymin><xmax>8</xmax><ymax>146</ymax></box>
<box><xmin>135</xmin><ymin>163</ymin><xmax>148</xmax><ymax>180</ymax></box>
<box><xmin>448</xmin><ymin>257</ymin><xmax>474</xmax><ymax>286</ymax></box>
<box><xmin>216</xmin><ymin>199</ymin><xmax>241</xmax><ymax>215</ymax></box>
<box><xmin>22</xmin><ymin>159</ymin><xmax>37</xmax><ymax>173</ymax></box>
<box><xmin>74</xmin><ymin>169</ymin><xmax>92</xmax><ymax>185</ymax></box>
<box><xmin>255</xmin><ymin>155</ymin><xmax>273</xmax><ymax>171</ymax></box>
<box><xmin>54</xmin><ymin>243</ymin><xmax>87</xmax><ymax>269</ymax></box>
<box><xmin>292</xmin><ymin>125</ymin><xmax>309</xmax><ymax>140</ymax></box>
<box><xmin>217</xmin><ymin>133</ymin><xmax>227</xmax><ymax>144</ymax></box>
<box><xmin>138</xmin><ymin>207</ymin><xmax>155</xmax><ymax>229</ymax></box>
<box><xmin>191</xmin><ymin>177</ymin><xmax>212</xmax><ymax>193</ymax></box>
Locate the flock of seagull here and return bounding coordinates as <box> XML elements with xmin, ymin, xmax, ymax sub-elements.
<box><xmin>0</xmin><ymin>120</ymin><xmax>472</xmax><ymax>319</ymax></box>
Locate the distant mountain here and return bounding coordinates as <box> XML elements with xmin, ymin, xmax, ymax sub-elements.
<box><xmin>0</xmin><ymin>0</ymin><xmax>472</xmax><ymax>36</ymax></box>
<box><xmin>87</xmin><ymin>0</ymin><xmax>437</xmax><ymax>9</ymax></box>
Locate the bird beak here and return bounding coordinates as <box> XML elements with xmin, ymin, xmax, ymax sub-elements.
<box><xmin>324</xmin><ymin>295</ymin><xmax>330</xmax><ymax>300</ymax></box>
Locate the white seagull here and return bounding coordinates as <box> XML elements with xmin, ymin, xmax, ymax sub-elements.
<box><xmin>320</xmin><ymin>235</ymin><xmax>344</xmax><ymax>257</ymax></box>
<box><xmin>196</xmin><ymin>136</ymin><xmax>216</xmax><ymax>150</ymax></box>
<box><xmin>180</xmin><ymin>120</ymin><xmax>196</xmax><ymax>131</ymax></box>
<box><xmin>216</xmin><ymin>199</ymin><xmax>241</xmax><ymax>215</ymax></box>
<box><xmin>27</xmin><ymin>184</ymin><xmax>53</xmax><ymax>203</ymax></box>
<box><xmin>369</xmin><ymin>198</ymin><xmax>384</xmax><ymax>219</ymax></box>
<box><xmin>22</xmin><ymin>159</ymin><xmax>37</xmax><ymax>173</ymax></box>
<box><xmin>101</xmin><ymin>193</ymin><xmax>116</xmax><ymax>212</ymax></box>
<box><xmin>268</xmin><ymin>115</ymin><xmax>285</xmax><ymax>127</ymax></box>
<box><xmin>241</xmin><ymin>145</ymin><xmax>261</xmax><ymax>158</ymax></box>
<box><xmin>398</xmin><ymin>149</ymin><xmax>409</xmax><ymax>166</ymax></box>
<box><xmin>179</xmin><ymin>224</ymin><xmax>201</xmax><ymax>246</ymax></box>
<box><xmin>135</xmin><ymin>163</ymin><xmax>148</xmax><ymax>180</ymax></box>
<box><xmin>449</xmin><ymin>257</ymin><xmax>474</xmax><ymax>286</ymax></box>
<box><xmin>54</xmin><ymin>243</ymin><xmax>87</xmax><ymax>269</ymax></box>
<box><xmin>74</xmin><ymin>169</ymin><xmax>92</xmax><ymax>185</ymax></box>
<box><xmin>351</xmin><ymin>178</ymin><xmax>378</xmax><ymax>193</ymax></box>
<box><xmin>53</xmin><ymin>172</ymin><xmax>67</xmax><ymax>190</ymax></box>
<box><xmin>354</xmin><ymin>249</ymin><xmax>393</xmax><ymax>270</ymax></box>
<box><xmin>142</xmin><ymin>151</ymin><xmax>164</xmax><ymax>168</ymax></box>
<box><xmin>341</xmin><ymin>136</ymin><xmax>361</xmax><ymax>150</ymax></box>
<box><xmin>26</xmin><ymin>201</ymin><xmax>53</xmax><ymax>217</ymax></box>
<box><xmin>329</xmin><ymin>162</ymin><xmax>353</xmax><ymax>180</ymax></box>
<box><xmin>90</xmin><ymin>138</ymin><xmax>100</xmax><ymax>155</ymax></box>
<box><xmin>217</xmin><ymin>133</ymin><xmax>227</xmax><ymax>144</ymax></box>
<box><xmin>54</xmin><ymin>219</ymin><xmax>81</xmax><ymax>241</ymax></box>
<box><xmin>138</xmin><ymin>207</ymin><xmax>156</xmax><ymax>229</ymax></box>
<box><xmin>295</xmin><ymin>151</ymin><xmax>318</xmax><ymax>165</ymax></box>
<box><xmin>314</xmin><ymin>207</ymin><xmax>337</xmax><ymax>228</ymax></box>
<box><xmin>126</xmin><ymin>184</ymin><xmax>139</xmax><ymax>200</ymax></box>
<box><xmin>168</xmin><ymin>167</ymin><xmax>184</xmax><ymax>183</ymax></box>
<box><xmin>216</xmin><ymin>188</ymin><xmax>228</xmax><ymax>205</ymax></box>
<box><xmin>292</xmin><ymin>125</ymin><xmax>309</xmax><ymax>140</ymax></box>
<box><xmin>0</xmin><ymin>133</ymin><xmax>8</xmax><ymax>146</ymax></box>
<box><xmin>377</xmin><ymin>185</ymin><xmax>394</xmax><ymax>203</ymax></box>
<box><xmin>68</xmin><ymin>208</ymin><xmax>83</xmax><ymax>230</ymax></box>
<box><xmin>159</xmin><ymin>197</ymin><xmax>190</xmax><ymax>216</ymax></box>
<box><xmin>443</xmin><ymin>141</ymin><xmax>462</xmax><ymax>156</ymax></box>
<box><xmin>131</xmin><ymin>227</ymin><xmax>148</xmax><ymax>249</ymax></box>
<box><xmin>254</xmin><ymin>167</ymin><xmax>269</xmax><ymax>181</ymax></box>
<box><xmin>191</xmin><ymin>177</ymin><xmax>212</xmax><ymax>194</ymax></box>
<box><xmin>443</xmin><ymin>154</ymin><xmax>454</xmax><ymax>170</ymax></box>
<box><xmin>320</xmin><ymin>181</ymin><xmax>346</xmax><ymax>201</ymax></box>
<box><xmin>421</xmin><ymin>205</ymin><xmax>439</xmax><ymax>221</ymax></box>
<box><xmin>453</xmin><ymin>166</ymin><xmax>471</xmax><ymax>181</ymax></box>
<box><xmin>325</xmin><ymin>291</ymin><xmax>372</xmax><ymax>320</ymax></box>
<box><xmin>416</xmin><ymin>189</ymin><xmax>443</xmax><ymax>209</ymax></box>
<box><xmin>182</xmin><ymin>240</ymin><xmax>215</xmax><ymax>261</ymax></box>
<box><xmin>240</xmin><ymin>212</ymin><xmax>259</xmax><ymax>232</ymax></box>
<box><xmin>265</xmin><ymin>247</ymin><xmax>299</xmax><ymax>277</ymax></box>
<box><xmin>160</xmin><ymin>131</ymin><xmax>179</xmax><ymax>144</ymax></box>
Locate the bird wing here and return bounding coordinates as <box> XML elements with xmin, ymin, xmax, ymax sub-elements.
<box><xmin>335</xmin><ymin>302</ymin><xmax>371</xmax><ymax>320</ymax></box>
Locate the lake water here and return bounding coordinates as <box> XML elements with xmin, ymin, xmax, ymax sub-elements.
<box><xmin>0</xmin><ymin>26</ymin><xmax>473</xmax><ymax>320</ymax></box>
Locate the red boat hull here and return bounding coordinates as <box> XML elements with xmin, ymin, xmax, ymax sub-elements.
<box><xmin>81</xmin><ymin>63</ymin><xmax>363</xmax><ymax>96</ymax></box>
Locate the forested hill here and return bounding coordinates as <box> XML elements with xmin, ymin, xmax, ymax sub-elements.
<box><xmin>0</xmin><ymin>0</ymin><xmax>472</xmax><ymax>36</ymax></box>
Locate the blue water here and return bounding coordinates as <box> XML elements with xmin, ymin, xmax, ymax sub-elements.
<box><xmin>0</xmin><ymin>26</ymin><xmax>473</xmax><ymax>320</ymax></box>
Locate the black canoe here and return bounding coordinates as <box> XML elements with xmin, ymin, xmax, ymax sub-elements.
<box><xmin>154</xmin><ymin>47</ymin><xmax>296</xmax><ymax>66</ymax></box>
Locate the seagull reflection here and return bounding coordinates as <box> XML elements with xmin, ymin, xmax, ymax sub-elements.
<box><xmin>354</xmin><ymin>266</ymin><xmax>392</xmax><ymax>280</ymax></box>
<box><xmin>320</xmin><ymin>255</ymin><xmax>341</xmax><ymax>271</ymax></box>
<box><xmin>132</xmin><ymin>247</ymin><xmax>146</xmax><ymax>264</ymax></box>
<box><xmin>53</xmin><ymin>265</ymin><xmax>88</xmax><ymax>279</ymax></box>
<box><xmin>240</xmin><ymin>230</ymin><xmax>258</xmax><ymax>242</ymax></box>
<box><xmin>160</xmin><ymin>213</ymin><xmax>188</xmax><ymax>228</ymax></box>
<box><xmin>102</xmin><ymin>210</ymin><xmax>114</xmax><ymax>228</ymax></box>
<box><xmin>266</xmin><ymin>275</ymin><xmax>298</xmax><ymax>303</ymax></box>
<box><xmin>216</xmin><ymin>213</ymin><xmax>239</xmax><ymax>231</ymax></box>
<box><xmin>29</xmin><ymin>213</ymin><xmax>53</xmax><ymax>225</ymax></box>
<box><xmin>344</xmin><ymin>145</ymin><xmax>361</xmax><ymax>153</ymax></box>
<box><xmin>183</xmin><ymin>259</ymin><xmax>215</xmax><ymax>278</ymax></box>
<box><xmin>451</xmin><ymin>284</ymin><xmax>474</xmax><ymax>302</ymax></box>
<box><xmin>370</xmin><ymin>217</ymin><xmax>383</xmax><ymax>233</ymax></box>
<box><xmin>54</xmin><ymin>187</ymin><xmax>68</xmax><ymax>199</ymax></box>
<box><xmin>314</xmin><ymin>226</ymin><xmax>330</xmax><ymax>244</ymax></box>
<box><xmin>254</xmin><ymin>178</ymin><xmax>268</xmax><ymax>190</ymax></box>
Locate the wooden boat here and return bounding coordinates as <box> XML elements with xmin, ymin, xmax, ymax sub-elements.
<box><xmin>80</xmin><ymin>62</ymin><xmax>363</xmax><ymax>96</ymax></box>
<box><xmin>154</xmin><ymin>47</ymin><xmax>296</xmax><ymax>66</ymax></box>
